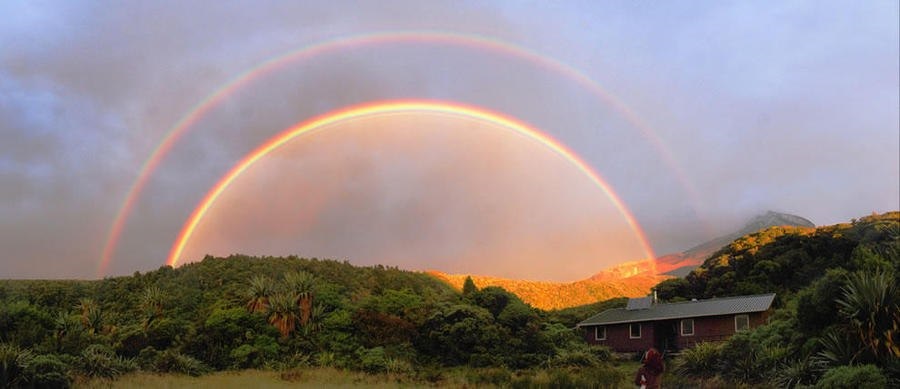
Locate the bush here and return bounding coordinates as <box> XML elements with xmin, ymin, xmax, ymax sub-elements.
<box><xmin>0</xmin><ymin>343</ymin><xmax>33</xmax><ymax>388</ymax></box>
<box><xmin>816</xmin><ymin>364</ymin><xmax>887</xmax><ymax>389</ymax></box>
<box><xmin>673</xmin><ymin>342</ymin><xmax>724</xmax><ymax>380</ymax></box>
<box><xmin>551</xmin><ymin>349</ymin><xmax>600</xmax><ymax>367</ymax></box>
<box><xmin>24</xmin><ymin>354</ymin><xmax>70</xmax><ymax>388</ymax></box>
<box><xmin>384</xmin><ymin>357</ymin><xmax>413</xmax><ymax>375</ymax></box>
<box><xmin>772</xmin><ymin>356</ymin><xmax>825</xmax><ymax>388</ymax></box>
<box><xmin>359</xmin><ymin>347</ymin><xmax>387</xmax><ymax>374</ymax></box>
<box><xmin>76</xmin><ymin>344</ymin><xmax>136</xmax><ymax>379</ymax></box>
<box><xmin>152</xmin><ymin>349</ymin><xmax>209</xmax><ymax>376</ymax></box>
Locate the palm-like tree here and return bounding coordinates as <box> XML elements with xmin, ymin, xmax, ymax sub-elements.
<box><xmin>267</xmin><ymin>292</ymin><xmax>299</xmax><ymax>338</ymax></box>
<box><xmin>76</xmin><ymin>298</ymin><xmax>94</xmax><ymax>326</ymax></box>
<box><xmin>302</xmin><ymin>304</ymin><xmax>326</xmax><ymax>335</ymax></box>
<box><xmin>283</xmin><ymin>271</ymin><xmax>315</xmax><ymax>325</ymax></box>
<box><xmin>836</xmin><ymin>270</ymin><xmax>900</xmax><ymax>360</ymax></box>
<box><xmin>85</xmin><ymin>305</ymin><xmax>103</xmax><ymax>335</ymax></box>
<box><xmin>53</xmin><ymin>311</ymin><xmax>79</xmax><ymax>351</ymax></box>
<box><xmin>246</xmin><ymin>275</ymin><xmax>276</xmax><ymax>313</ymax></box>
<box><xmin>140</xmin><ymin>286</ymin><xmax>165</xmax><ymax>330</ymax></box>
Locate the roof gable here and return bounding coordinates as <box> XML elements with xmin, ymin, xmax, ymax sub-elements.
<box><xmin>577</xmin><ymin>293</ymin><xmax>776</xmax><ymax>327</ymax></box>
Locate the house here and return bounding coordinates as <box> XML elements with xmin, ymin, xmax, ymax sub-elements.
<box><xmin>576</xmin><ymin>293</ymin><xmax>776</xmax><ymax>353</ymax></box>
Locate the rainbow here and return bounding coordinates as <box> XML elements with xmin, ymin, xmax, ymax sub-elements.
<box><xmin>100</xmin><ymin>31</ymin><xmax>696</xmax><ymax>276</ymax></box>
<box><xmin>166</xmin><ymin>100</ymin><xmax>657</xmax><ymax>268</ymax></box>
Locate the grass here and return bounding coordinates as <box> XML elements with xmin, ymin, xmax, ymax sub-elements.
<box><xmin>77</xmin><ymin>368</ymin><xmax>459</xmax><ymax>388</ymax></box>
<box><xmin>76</xmin><ymin>362</ymin><xmax>644</xmax><ymax>388</ymax></box>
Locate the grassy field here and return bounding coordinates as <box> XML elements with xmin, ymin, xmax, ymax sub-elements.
<box><xmin>76</xmin><ymin>362</ymin><xmax>644</xmax><ymax>388</ymax></box>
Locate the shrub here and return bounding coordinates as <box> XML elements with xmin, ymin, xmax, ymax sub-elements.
<box><xmin>152</xmin><ymin>349</ymin><xmax>208</xmax><ymax>376</ymax></box>
<box><xmin>674</xmin><ymin>342</ymin><xmax>724</xmax><ymax>380</ymax></box>
<box><xmin>76</xmin><ymin>344</ymin><xmax>136</xmax><ymax>379</ymax></box>
<box><xmin>359</xmin><ymin>347</ymin><xmax>387</xmax><ymax>374</ymax></box>
<box><xmin>0</xmin><ymin>343</ymin><xmax>33</xmax><ymax>388</ymax></box>
<box><xmin>815</xmin><ymin>364</ymin><xmax>887</xmax><ymax>388</ymax></box>
<box><xmin>24</xmin><ymin>354</ymin><xmax>70</xmax><ymax>388</ymax></box>
<box><xmin>384</xmin><ymin>357</ymin><xmax>413</xmax><ymax>376</ymax></box>
<box><xmin>551</xmin><ymin>349</ymin><xmax>600</xmax><ymax>367</ymax></box>
<box><xmin>315</xmin><ymin>351</ymin><xmax>337</xmax><ymax>368</ymax></box>
<box><xmin>772</xmin><ymin>356</ymin><xmax>826</xmax><ymax>389</ymax></box>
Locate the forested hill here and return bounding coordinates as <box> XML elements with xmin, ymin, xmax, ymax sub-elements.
<box><xmin>649</xmin><ymin>211</ymin><xmax>899</xmax><ymax>387</ymax></box>
<box><xmin>0</xmin><ymin>254</ymin><xmax>611</xmax><ymax>386</ymax></box>
<box><xmin>654</xmin><ymin>211</ymin><xmax>899</xmax><ymax>301</ymax></box>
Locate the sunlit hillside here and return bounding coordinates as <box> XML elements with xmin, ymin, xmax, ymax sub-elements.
<box><xmin>427</xmin><ymin>271</ymin><xmax>667</xmax><ymax>310</ymax></box>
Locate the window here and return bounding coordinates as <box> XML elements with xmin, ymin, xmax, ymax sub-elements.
<box><xmin>629</xmin><ymin>323</ymin><xmax>642</xmax><ymax>339</ymax></box>
<box><xmin>681</xmin><ymin>318</ymin><xmax>694</xmax><ymax>336</ymax></box>
<box><xmin>735</xmin><ymin>314</ymin><xmax>750</xmax><ymax>332</ymax></box>
<box><xmin>594</xmin><ymin>326</ymin><xmax>606</xmax><ymax>341</ymax></box>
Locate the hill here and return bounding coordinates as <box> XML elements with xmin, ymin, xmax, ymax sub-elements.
<box><xmin>655</xmin><ymin>211</ymin><xmax>897</xmax><ymax>300</ymax></box>
<box><xmin>427</xmin><ymin>271</ymin><xmax>667</xmax><ymax>310</ymax></box>
<box><xmin>0</xmin><ymin>254</ymin><xmax>616</xmax><ymax>386</ymax></box>
<box><xmin>429</xmin><ymin>211</ymin><xmax>816</xmax><ymax>310</ymax></box>
<box><xmin>649</xmin><ymin>211</ymin><xmax>898</xmax><ymax>386</ymax></box>
<box><xmin>598</xmin><ymin>210</ymin><xmax>816</xmax><ymax>279</ymax></box>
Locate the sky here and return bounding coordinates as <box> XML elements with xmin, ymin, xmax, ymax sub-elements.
<box><xmin>1</xmin><ymin>1</ymin><xmax>897</xmax><ymax>280</ymax></box>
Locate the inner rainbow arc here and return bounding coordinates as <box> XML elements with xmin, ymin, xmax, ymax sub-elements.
<box><xmin>166</xmin><ymin>100</ymin><xmax>657</xmax><ymax>268</ymax></box>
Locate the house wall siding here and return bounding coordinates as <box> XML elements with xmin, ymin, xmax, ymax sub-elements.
<box><xmin>583</xmin><ymin>311</ymin><xmax>769</xmax><ymax>353</ymax></box>
<box><xmin>583</xmin><ymin>323</ymin><xmax>654</xmax><ymax>353</ymax></box>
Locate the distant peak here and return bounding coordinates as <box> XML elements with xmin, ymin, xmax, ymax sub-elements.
<box><xmin>741</xmin><ymin>211</ymin><xmax>815</xmax><ymax>234</ymax></box>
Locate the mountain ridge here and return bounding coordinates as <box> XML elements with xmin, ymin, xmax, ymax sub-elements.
<box><xmin>432</xmin><ymin>210</ymin><xmax>816</xmax><ymax>309</ymax></box>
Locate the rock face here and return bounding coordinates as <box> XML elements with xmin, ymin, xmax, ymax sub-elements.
<box><xmin>429</xmin><ymin>211</ymin><xmax>815</xmax><ymax>310</ymax></box>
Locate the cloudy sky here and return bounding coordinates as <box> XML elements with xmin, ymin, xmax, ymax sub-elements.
<box><xmin>2</xmin><ymin>1</ymin><xmax>897</xmax><ymax>280</ymax></box>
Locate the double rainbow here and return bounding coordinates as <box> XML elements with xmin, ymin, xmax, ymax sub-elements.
<box><xmin>99</xmin><ymin>31</ymin><xmax>690</xmax><ymax>275</ymax></box>
<box><xmin>166</xmin><ymin>100</ymin><xmax>656</xmax><ymax>267</ymax></box>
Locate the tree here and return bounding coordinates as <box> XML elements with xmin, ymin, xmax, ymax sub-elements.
<box><xmin>283</xmin><ymin>271</ymin><xmax>315</xmax><ymax>326</ymax></box>
<box><xmin>140</xmin><ymin>286</ymin><xmax>165</xmax><ymax>330</ymax></box>
<box><xmin>76</xmin><ymin>298</ymin><xmax>102</xmax><ymax>334</ymax></box>
<box><xmin>245</xmin><ymin>275</ymin><xmax>275</xmax><ymax>314</ymax></box>
<box><xmin>836</xmin><ymin>270</ymin><xmax>900</xmax><ymax>361</ymax></box>
<box><xmin>462</xmin><ymin>276</ymin><xmax>478</xmax><ymax>296</ymax></box>
<box><xmin>267</xmin><ymin>292</ymin><xmax>298</xmax><ymax>338</ymax></box>
<box><xmin>53</xmin><ymin>311</ymin><xmax>79</xmax><ymax>352</ymax></box>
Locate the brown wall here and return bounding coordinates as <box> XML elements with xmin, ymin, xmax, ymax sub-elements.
<box><xmin>582</xmin><ymin>311</ymin><xmax>768</xmax><ymax>353</ymax></box>
<box><xmin>582</xmin><ymin>322</ymin><xmax>654</xmax><ymax>353</ymax></box>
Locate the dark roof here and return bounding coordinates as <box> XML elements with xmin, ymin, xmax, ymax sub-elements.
<box><xmin>577</xmin><ymin>293</ymin><xmax>776</xmax><ymax>327</ymax></box>
<box><xmin>625</xmin><ymin>296</ymin><xmax>652</xmax><ymax>310</ymax></box>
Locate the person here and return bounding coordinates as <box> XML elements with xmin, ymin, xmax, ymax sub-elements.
<box><xmin>634</xmin><ymin>347</ymin><xmax>664</xmax><ymax>389</ymax></box>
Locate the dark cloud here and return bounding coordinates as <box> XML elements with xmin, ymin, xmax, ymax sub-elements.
<box><xmin>1</xmin><ymin>1</ymin><xmax>896</xmax><ymax>279</ymax></box>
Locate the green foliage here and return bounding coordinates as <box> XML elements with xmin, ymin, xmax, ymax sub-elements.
<box><xmin>651</xmin><ymin>212</ymin><xmax>900</xmax><ymax>385</ymax></box>
<box><xmin>772</xmin><ymin>356</ymin><xmax>825</xmax><ymax>389</ymax></box>
<box><xmin>815</xmin><ymin>364</ymin><xmax>887</xmax><ymax>389</ymax></box>
<box><xmin>151</xmin><ymin>349</ymin><xmax>209</xmax><ymax>376</ymax></box>
<box><xmin>76</xmin><ymin>344</ymin><xmax>136</xmax><ymax>379</ymax></box>
<box><xmin>462</xmin><ymin>276</ymin><xmax>478</xmax><ymax>296</ymax></box>
<box><xmin>0</xmin><ymin>343</ymin><xmax>33</xmax><ymax>388</ymax></box>
<box><xmin>0</xmin><ymin>301</ymin><xmax>53</xmax><ymax>348</ymax></box>
<box><xmin>229</xmin><ymin>335</ymin><xmax>278</xmax><ymax>369</ymax></box>
<box><xmin>23</xmin><ymin>353</ymin><xmax>71</xmax><ymax>388</ymax></box>
<box><xmin>358</xmin><ymin>347</ymin><xmax>388</xmax><ymax>374</ymax></box>
<box><xmin>673</xmin><ymin>341</ymin><xmax>724</xmax><ymax>380</ymax></box>
<box><xmin>796</xmin><ymin>268</ymin><xmax>849</xmax><ymax>333</ymax></box>
<box><xmin>836</xmin><ymin>270</ymin><xmax>899</xmax><ymax>362</ymax></box>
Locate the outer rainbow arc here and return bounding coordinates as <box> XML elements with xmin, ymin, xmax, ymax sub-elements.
<box><xmin>166</xmin><ymin>100</ymin><xmax>657</xmax><ymax>268</ymax></box>
<box><xmin>102</xmin><ymin>30</ymin><xmax>695</xmax><ymax>276</ymax></box>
